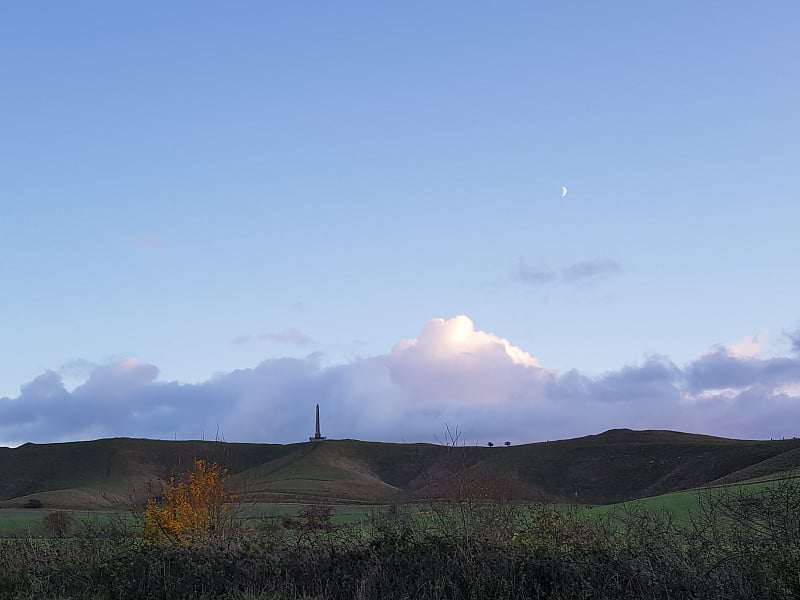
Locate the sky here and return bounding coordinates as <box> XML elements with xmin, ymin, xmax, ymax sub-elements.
<box><xmin>1</xmin><ymin>2</ymin><xmax>799</xmax><ymax>447</ymax></box>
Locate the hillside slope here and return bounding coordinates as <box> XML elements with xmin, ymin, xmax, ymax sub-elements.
<box><xmin>1</xmin><ymin>430</ymin><xmax>799</xmax><ymax>508</ymax></box>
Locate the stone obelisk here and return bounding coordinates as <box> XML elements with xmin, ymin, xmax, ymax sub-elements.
<box><xmin>310</xmin><ymin>403</ymin><xmax>326</xmax><ymax>441</ymax></box>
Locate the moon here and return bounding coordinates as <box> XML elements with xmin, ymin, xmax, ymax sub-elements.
<box><xmin>561</xmin><ymin>186</ymin><xmax>568</xmax><ymax>198</ymax></box>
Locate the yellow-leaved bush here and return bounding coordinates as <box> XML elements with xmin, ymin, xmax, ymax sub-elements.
<box><xmin>143</xmin><ymin>459</ymin><xmax>238</xmax><ymax>545</ymax></box>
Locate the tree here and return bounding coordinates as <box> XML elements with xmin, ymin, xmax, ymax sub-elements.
<box><xmin>504</xmin><ymin>441</ymin><xmax>511</xmax><ymax>447</ymax></box>
<box><xmin>143</xmin><ymin>459</ymin><xmax>238</xmax><ymax>545</ymax></box>
<box><xmin>487</xmin><ymin>442</ymin><xmax>494</xmax><ymax>448</ymax></box>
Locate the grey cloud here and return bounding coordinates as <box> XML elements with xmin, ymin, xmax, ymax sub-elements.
<box><xmin>787</xmin><ymin>329</ymin><xmax>800</xmax><ymax>355</ymax></box>
<box><xmin>685</xmin><ymin>384</ymin><xmax>800</xmax><ymax>441</ymax></box>
<box><xmin>562</xmin><ymin>259</ymin><xmax>622</xmax><ymax>283</ymax></box>
<box><xmin>551</xmin><ymin>356</ymin><xmax>683</xmax><ymax>405</ymax></box>
<box><xmin>514</xmin><ymin>259</ymin><xmax>622</xmax><ymax>287</ymax></box>
<box><xmin>233</xmin><ymin>329</ymin><xmax>311</xmax><ymax>346</ymax></box>
<box><xmin>515</xmin><ymin>265</ymin><xmax>558</xmax><ymax>285</ymax></box>
<box><xmin>19</xmin><ymin>370</ymin><xmax>67</xmax><ymax>400</ymax></box>
<box><xmin>686</xmin><ymin>352</ymin><xmax>761</xmax><ymax>393</ymax></box>
<box><xmin>257</xmin><ymin>328</ymin><xmax>311</xmax><ymax>346</ymax></box>
<box><xmin>686</xmin><ymin>352</ymin><xmax>800</xmax><ymax>394</ymax></box>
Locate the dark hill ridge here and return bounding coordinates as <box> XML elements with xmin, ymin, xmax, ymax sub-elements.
<box><xmin>0</xmin><ymin>438</ymin><xmax>296</xmax><ymax>508</ymax></box>
<box><xmin>1</xmin><ymin>430</ymin><xmax>799</xmax><ymax>509</ymax></box>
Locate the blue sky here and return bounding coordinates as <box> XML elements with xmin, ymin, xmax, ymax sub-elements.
<box><xmin>2</xmin><ymin>2</ymin><xmax>799</xmax><ymax>446</ymax></box>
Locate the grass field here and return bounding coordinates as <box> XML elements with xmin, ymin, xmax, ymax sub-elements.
<box><xmin>4</xmin><ymin>474</ymin><xmax>797</xmax><ymax>537</ymax></box>
<box><xmin>0</xmin><ymin>503</ymin><xmax>386</xmax><ymax>538</ymax></box>
<box><xmin>0</xmin><ymin>508</ymin><xmax>142</xmax><ymax>536</ymax></box>
<box><xmin>5</xmin><ymin>472</ymin><xmax>797</xmax><ymax>538</ymax></box>
<box><xmin>585</xmin><ymin>474</ymin><xmax>800</xmax><ymax>529</ymax></box>
<box><xmin>0</xmin><ymin>509</ymin><xmax>45</xmax><ymax>535</ymax></box>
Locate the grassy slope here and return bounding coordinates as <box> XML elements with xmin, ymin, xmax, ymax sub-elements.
<box><xmin>1</xmin><ymin>430</ymin><xmax>799</xmax><ymax>509</ymax></box>
<box><xmin>232</xmin><ymin>441</ymin><xmax>404</xmax><ymax>503</ymax></box>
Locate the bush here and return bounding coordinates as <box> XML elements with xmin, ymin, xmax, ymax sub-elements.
<box><xmin>690</xmin><ymin>477</ymin><xmax>800</xmax><ymax>598</ymax></box>
<box><xmin>42</xmin><ymin>511</ymin><xmax>71</xmax><ymax>538</ymax></box>
<box><xmin>143</xmin><ymin>459</ymin><xmax>239</xmax><ymax>546</ymax></box>
<box><xmin>23</xmin><ymin>498</ymin><xmax>42</xmax><ymax>509</ymax></box>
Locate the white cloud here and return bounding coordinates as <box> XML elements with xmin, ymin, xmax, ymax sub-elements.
<box><xmin>699</xmin><ymin>332</ymin><xmax>770</xmax><ymax>360</ymax></box>
<box><xmin>385</xmin><ymin>316</ymin><xmax>552</xmax><ymax>406</ymax></box>
<box><xmin>728</xmin><ymin>336</ymin><xmax>767</xmax><ymax>358</ymax></box>
<box><xmin>392</xmin><ymin>315</ymin><xmax>540</xmax><ymax>368</ymax></box>
<box><xmin>728</xmin><ymin>333</ymin><xmax>768</xmax><ymax>359</ymax></box>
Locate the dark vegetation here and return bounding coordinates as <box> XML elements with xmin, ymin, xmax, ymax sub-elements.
<box><xmin>0</xmin><ymin>430</ymin><xmax>798</xmax><ymax>599</ymax></box>
<box><xmin>0</xmin><ymin>470</ymin><xmax>798</xmax><ymax>598</ymax></box>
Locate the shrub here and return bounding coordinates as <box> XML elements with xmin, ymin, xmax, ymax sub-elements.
<box><xmin>42</xmin><ymin>511</ymin><xmax>71</xmax><ymax>538</ymax></box>
<box><xmin>690</xmin><ymin>477</ymin><xmax>800</xmax><ymax>598</ymax></box>
<box><xmin>23</xmin><ymin>498</ymin><xmax>42</xmax><ymax>509</ymax></box>
<box><xmin>143</xmin><ymin>459</ymin><xmax>238</xmax><ymax>546</ymax></box>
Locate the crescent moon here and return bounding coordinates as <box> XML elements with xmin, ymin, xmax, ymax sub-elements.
<box><xmin>561</xmin><ymin>186</ymin><xmax>568</xmax><ymax>198</ymax></box>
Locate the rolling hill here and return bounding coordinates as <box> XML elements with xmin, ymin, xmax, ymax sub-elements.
<box><xmin>1</xmin><ymin>429</ymin><xmax>799</xmax><ymax>509</ymax></box>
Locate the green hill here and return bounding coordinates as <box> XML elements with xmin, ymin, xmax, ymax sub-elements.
<box><xmin>1</xmin><ymin>430</ymin><xmax>799</xmax><ymax>509</ymax></box>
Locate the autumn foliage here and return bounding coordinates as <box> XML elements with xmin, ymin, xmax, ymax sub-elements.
<box><xmin>143</xmin><ymin>459</ymin><xmax>238</xmax><ymax>545</ymax></box>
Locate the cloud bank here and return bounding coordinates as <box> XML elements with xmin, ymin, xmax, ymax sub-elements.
<box><xmin>2</xmin><ymin>316</ymin><xmax>800</xmax><ymax>447</ymax></box>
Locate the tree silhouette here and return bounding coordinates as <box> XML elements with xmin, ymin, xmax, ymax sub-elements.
<box><xmin>487</xmin><ymin>441</ymin><xmax>494</xmax><ymax>448</ymax></box>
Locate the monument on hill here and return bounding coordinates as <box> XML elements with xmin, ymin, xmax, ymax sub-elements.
<box><xmin>310</xmin><ymin>403</ymin><xmax>326</xmax><ymax>441</ymax></box>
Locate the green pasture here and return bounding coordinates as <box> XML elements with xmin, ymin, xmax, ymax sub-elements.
<box><xmin>586</xmin><ymin>488</ymin><xmax>701</xmax><ymax>525</ymax></box>
<box><xmin>586</xmin><ymin>474</ymin><xmax>800</xmax><ymax>528</ymax></box>
<box><xmin>0</xmin><ymin>504</ymin><xmax>385</xmax><ymax>539</ymax></box>
<box><xmin>3</xmin><ymin>475</ymin><xmax>796</xmax><ymax>540</ymax></box>
<box><xmin>0</xmin><ymin>509</ymin><xmax>138</xmax><ymax>537</ymax></box>
<box><xmin>0</xmin><ymin>510</ymin><xmax>45</xmax><ymax>535</ymax></box>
